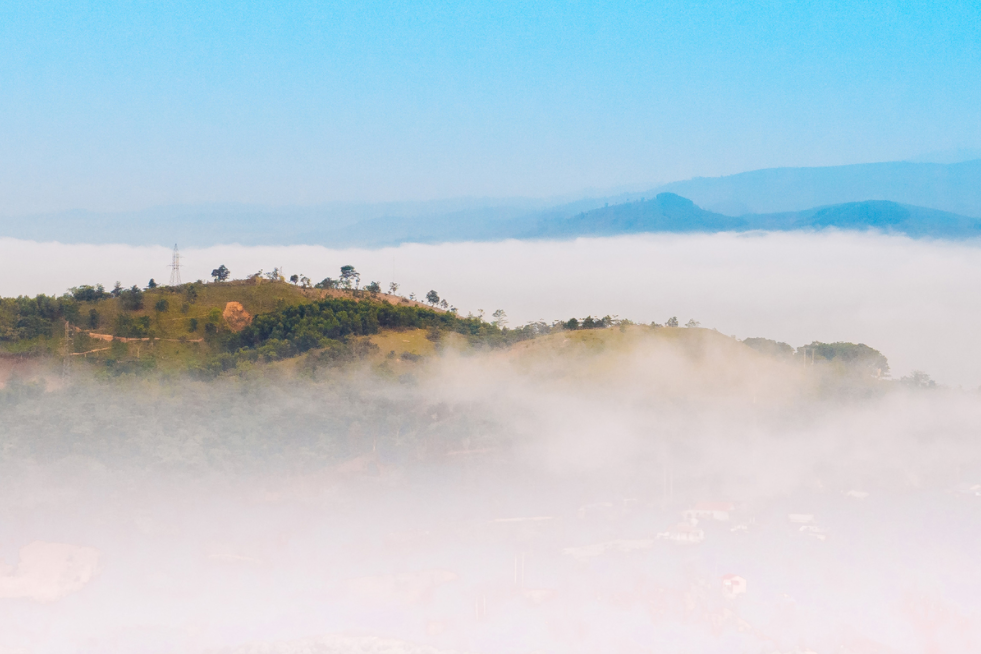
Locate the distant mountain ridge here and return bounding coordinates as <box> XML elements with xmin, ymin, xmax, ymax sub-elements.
<box><xmin>530</xmin><ymin>194</ymin><xmax>981</xmax><ymax>239</ymax></box>
<box><xmin>654</xmin><ymin>159</ymin><xmax>981</xmax><ymax>217</ymax></box>
<box><xmin>3</xmin><ymin>159</ymin><xmax>981</xmax><ymax>246</ymax></box>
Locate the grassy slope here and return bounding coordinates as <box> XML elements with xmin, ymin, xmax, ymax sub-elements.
<box><xmin>66</xmin><ymin>281</ymin><xmax>302</xmax><ymax>370</ymax></box>
<box><xmin>5</xmin><ymin>282</ymin><xmax>883</xmax><ymax>398</ymax></box>
<box><xmin>55</xmin><ymin>281</ymin><xmax>446</xmax><ymax>373</ymax></box>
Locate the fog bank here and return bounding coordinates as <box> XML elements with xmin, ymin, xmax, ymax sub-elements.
<box><xmin>1</xmin><ymin>231</ymin><xmax>979</xmax><ymax>385</ymax></box>
<box><xmin>0</xmin><ymin>333</ymin><xmax>979</xmax><ymax>653</ymax></box>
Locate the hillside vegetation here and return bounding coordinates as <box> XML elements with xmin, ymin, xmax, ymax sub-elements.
<box><xmin>0</xmin><ymin>277</ymin><xmax>908</xmax><ymax>391</ymax></box>
<box><xmin>0</xmin><ymin>278</ymin><xmax>533</xmax><ymax>378</ymax></box>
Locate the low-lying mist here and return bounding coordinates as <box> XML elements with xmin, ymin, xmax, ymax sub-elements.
<box><xmin>1</xmin><ymin>329</ymin><xmax>978</xmax><ymax>653</ymax></box>
<box><xmin>3</xmin><ymin>230</ymin><xmax>981</xmax><ymax>385</ymax></box>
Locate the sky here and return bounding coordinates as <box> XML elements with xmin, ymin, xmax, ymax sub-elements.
<box><xmin>2</xmin><ymin>231</ymin><xmax>979</xmax><ymax>387</ymax></box>
<box><xmin>1</xmin><ymin>0</ymin><xmax>980</xmax><ymax>215</ymax></box>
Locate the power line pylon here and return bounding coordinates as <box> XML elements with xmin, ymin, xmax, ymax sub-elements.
<box><xmin>169</xmin><ymin>244</ymin><xmax>182</xmax><ymax>286</ymax></box>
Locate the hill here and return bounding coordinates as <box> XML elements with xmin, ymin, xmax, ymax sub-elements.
<box><xmin>525</xmin><ymin>194</ymin><xmax>981</xmax><ymax>240</ymax></box>
<box><xmin>0</xmin><ymin>278</ymin><xmax>501</xmax><ymax>379</ymax></box>
<box><xmin>0</xmin><ymin>271</ymin><xmax>899</xmax><ymax>400</ymax></box>
<box><xmin>653</xmin><ymin>159</ymin><xmax>981</xmax><ymax>217</ymax></box>
<box><xmin>753</xmin><ymin>200</ymin><xmax>981</xmax><ymax>237</ymax></box>
<box><xmin>524</xmin><ymin>193</ymin><xmax>745</xmax><ymax>237</ymax></box>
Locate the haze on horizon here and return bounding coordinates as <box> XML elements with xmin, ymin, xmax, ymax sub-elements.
<box><xmin>1</xmin><ymin>0</ymin><xmax>979</xmax><ymax>215</ymax></box>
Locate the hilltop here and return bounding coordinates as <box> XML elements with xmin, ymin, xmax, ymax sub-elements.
<box><xmin>0</xmin><ymin>273</ymin><xmax>908</xmax><ymax>398</ymax></box>
<box><xmin>0</xmin><ymin>276</ymin><xmax>498</xmax><ymax>378</ymax></box>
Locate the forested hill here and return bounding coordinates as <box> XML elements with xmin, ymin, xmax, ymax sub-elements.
<box><xmin>0</xmin><ymin>273</ymin><xmax>900</xmax><ymax>390</ymax></box>
<box><xmin>0</xmin><ymin>277</ymin><xmax>543</xmax><ymax>378</ymax></box>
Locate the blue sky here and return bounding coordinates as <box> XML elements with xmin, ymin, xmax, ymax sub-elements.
<box><xmin>1</xmin><ymin>0</ymin><xmax>979</xmax><ymax>214</ymax></box>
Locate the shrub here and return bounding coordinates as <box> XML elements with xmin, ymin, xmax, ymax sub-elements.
<box><xmin>70</xmin><ymin>285</ymin><xmax>110</xmax><ymax>302</ymax></box>
<box><xmin>119</xmin><ymin>286</ymin><xmax>144</xmax><ymax>311</ymax></box>
<box><xmin>115</xmin><ymin>314</ymin><xmax>151</xmax><ymax>338</ymax></box>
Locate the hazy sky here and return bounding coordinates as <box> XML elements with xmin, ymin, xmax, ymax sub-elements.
<box><xmin>1</xmin><ymin>0</ymin><xmax>979</xmax><ymax>214</ymax></box>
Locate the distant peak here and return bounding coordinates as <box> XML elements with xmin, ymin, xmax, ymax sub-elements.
<box><xmin>654</xmin><ymin>192</ymin><xmax>696</xmax><ymax>207</ymax></box>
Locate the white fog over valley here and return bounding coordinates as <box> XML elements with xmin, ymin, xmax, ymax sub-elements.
<box><xmin>0</xmin><ymin>326</ymin><xmax>979</xmax><ymax>652</ymax></box>
<box><xmin>2</xmin><ymin>230</ymin><xmax>981</xmax><ymax>653</ymax></box>
<box><xmin>3</xmin><ymin>1</ymin><xmax>980</xmax><ymax>651</ymax></box>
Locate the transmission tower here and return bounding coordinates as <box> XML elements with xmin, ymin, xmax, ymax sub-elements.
<box><xmin>169</xmin><ymin>244</ymin><xmax>182</xmax><ymax>286</ymax></box>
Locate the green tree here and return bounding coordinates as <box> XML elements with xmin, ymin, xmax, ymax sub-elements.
<box><xmin>666</xmin><ymin>316</ymin><xmax>679</xmax><ymax>327</ymax></box>
<box><xmin>115</xmin><ymin>314</ymin><xmax>151</xmax><ymax>337</ymax></box>
<box><xmin>203</xmin><ymin>307</ymin><xmax>223</xmax><ymax>334</ymax></box>
<box><xmin>742</xmin><ymin>338</ymin><xmax>793</xmax><ymax>358</ymax></box>
<box><xmin>211</xmin><ymin>265</ymin><xmax>230</xmax><ymax>282</ymax></box>
<box><xmin>120</xmin><ymin>286</ymin><xmax>144</xmax><ymax>310</ymax></box>
<box><xmin>70</xmin><ymin>284</ymin><xmax>109</xmax><ymax>302</ymax></box>
<box><xmin>147</xmin><ymin>279</ymin><xmax>157</xmax><ymax>289</ymax></box>
<box><xmin>340</xmin><ymin>265</ymin><xmax>360</xmax><ymax>289</ymax></box>
<box><xmin>154</xmin><ymin>299</ymin><xmax>169</xmax><ymax>312</ymax></box>
<box><xmin>799</xmin><ymin>341</ymin><xmax>890</xmax><ymax>377</ymax></box>
<box><xmin>290</xmin><ymin>274</ymin><xmax>299</xmax><ymax>285</ymax></box>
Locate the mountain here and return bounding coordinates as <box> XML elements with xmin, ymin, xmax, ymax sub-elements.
<box><xmin>531</xmin><ymin>194</ymin><xmax>981</xmax><ymax>240</ymax></box>
<box><xmin>526</xmin><ymin>193</ymin><xmax>746</xmax><ymax>237</ymax></box>
<box><xmin>653</xmin><ymin>159</ymin><xmax>981</xmax><ymax>217</ymax></box>
<box><xmin>756</xmin><ymin>201</ymin><xmax>981</xmax><ymax>237</ymax></box>
<box><xmin>4</xmin><ymin>159</ymin><xmax>981</xmax><ymax>246</ymax></box>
